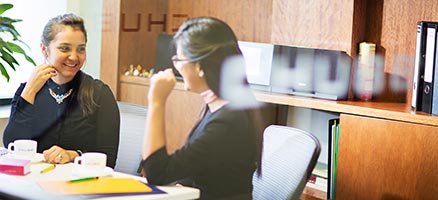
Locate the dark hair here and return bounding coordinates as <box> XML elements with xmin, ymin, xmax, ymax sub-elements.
<box><xmin>42</xmin><ymin>13</ymin><xmax>96</xmax><ymax>116</ymax></box>
<box><xmin>41</xmin><ymin>13</ymin><xmax>87</xmax><ymax>46</ymax></box>
<box><xmin>174</xmin><ymin>17</ymin><xmax>263</xmax><ymax>174</ymax></box>
<box><xmin>173</xmin><ymin>17</ymin><xmax>247</xmax><ymax>98</ymax></box>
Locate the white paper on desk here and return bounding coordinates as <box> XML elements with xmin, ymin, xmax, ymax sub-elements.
<box><xmin>0</xmin><ymin>147</ymin><xmax>8</xmax><ymax>156</ymax></box>
<box><xmin>0</xmin><ymin>173</ymin><xmax>77</xmax><ymax>199</ymax></box>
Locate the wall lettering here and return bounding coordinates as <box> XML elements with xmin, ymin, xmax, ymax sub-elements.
<box><xmin>120</xmin><ymin>13</ymin><xmax>190</xmax><ymax>33</ymax></box>
<box><xmin>121</xmin><ymin>13</ymin><xmax>141</xmax><ymax>32</ymax></box>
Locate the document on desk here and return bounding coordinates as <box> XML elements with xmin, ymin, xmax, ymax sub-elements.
<box><xmin>38</xmin><ymin>177</ymin><xmax>165</xmax><ymax>196</ymax></box>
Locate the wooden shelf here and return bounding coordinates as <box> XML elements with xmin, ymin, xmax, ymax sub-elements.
<box><xmin>120</xmin><ymin>75</ymin><xmax>150</xmax><ymax>85</ymax></box>
<box><xmin>120</xmin><ymin>75</ymin><xmax>187</xmax><ymax>91</ymax></box>
<box><xmin>254</xmin><ymin>91</ymin><xmax>438</xmax><ymax>127</ymax></box>
<box><xmin>121</xmin><ymin>75</ymin><xmax>438</xmax><ymax>126</ymax></box>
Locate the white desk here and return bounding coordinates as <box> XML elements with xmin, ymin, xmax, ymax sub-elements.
<box><xmin>0</xmin><ymin>155</ymin><xmax>200</xmax><ymax>200</ymax></box>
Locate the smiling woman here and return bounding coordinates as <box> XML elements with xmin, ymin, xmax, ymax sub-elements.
<box><xmin>2</xmin><ymin>13</ymin><xmax>119</xmax><ymax>169</ymax></box>
<box><xmin>40</xmin><ymin>24</ymin><xmax>87</xmax><ymax>86</ymax></box>
<box><xmin>0</xmin><ymin>0</ymin><xmax>102</xmax><ymax>102</ymax></box>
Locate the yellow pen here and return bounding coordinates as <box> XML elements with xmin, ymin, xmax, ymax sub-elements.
<box><xmin>40</xmin><ymin>164</ymin><xmax>56</xmax><ymax>174</ymax></box>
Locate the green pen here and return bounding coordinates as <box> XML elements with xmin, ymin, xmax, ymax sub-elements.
<box><xmin>69</xmin><ymin>176</ymin><xmax>99</xmax><ymax>183</ymax></box>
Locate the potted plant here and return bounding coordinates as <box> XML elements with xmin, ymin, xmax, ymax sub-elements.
<box><xmin>0</xmin><ymin>3</ymin><xmax>35</xmax><ymax>82</ymax></box>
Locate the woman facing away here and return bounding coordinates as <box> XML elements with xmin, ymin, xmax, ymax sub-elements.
<box><xmin>3</xmin><ymin>13</ymin><xmax>120</xmax><ymax>167</ymax></box>
<box><xmin>140</xmin><ymin>17</ymin><xmax>263</xmax><ymax>199</ymax></box>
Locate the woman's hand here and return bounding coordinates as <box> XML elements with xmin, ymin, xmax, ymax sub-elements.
<box><xmin>43</xmin><ymin>145</ymin><xmax>79</xmax><ymax>164</ymax></box>
<box><xmin>142</xmin><ymin>69</ymin><xmax>174</xmax><ymax>159</ymax></box>
<box><xmin>148</xmin><ymin>68</ymin><xmax>176</xmax><ymax>104</ymax></box>
<box><xmin>21</xmin><ymin>63</ymin><xmax>57</xmax><ymax>104</ymax></box>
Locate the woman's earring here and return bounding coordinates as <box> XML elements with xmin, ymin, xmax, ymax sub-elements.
<box><xmin>199</xmin><ymin>70</ymin><xmax>204</xmax><ymax>77</ymax></box>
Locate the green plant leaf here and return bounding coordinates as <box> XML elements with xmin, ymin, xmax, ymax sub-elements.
<box><xmin>2</xmin><ymin>38</ymin><xmax>30</xmax><ymax>51</ymax></box>
<box><xmin>0</xmin><ymin>17</ymin><xmax>21</xmax><ymax>40</ymax></box>
<box><xmin>1</xmin><ymin>49</ymin><xmax>19</xmax><ymax>64</ymax></box>
<box><xmin>5</xmin><ymin>41</ymin><xmax>36</xmax><ymax>66</ymax></box>
<box><xmin>0</xmin><ymin>49</ymin><xmax>19</xmax><ymax>70</ymax></box>
<box><xmin>0</xmin><ymin>62</ymin><xmax>10</xmax><ymax>82</ymax></box>
<box><xmin>0</xmin><ymin>4</ymin><xmax>13</xmax><ymax>16</ymax></box>
<box><xmin>24</xmin><ymin>54</ymin><xmax>36</xmax><ymax>66</ymax></box>
<box><xmin>0</xmin><ymin>3</ymin><xmax>35</xmax><ymax>82</ymax></box>
<box><xmin>6</xmin><ymin>41</ymin><xmax>26</xmax><ymax>54</ymax></box>
<box><xmin>0</xmin><ymin>16</ymin><xmax>22</xmax><ymax>25</ymax></box>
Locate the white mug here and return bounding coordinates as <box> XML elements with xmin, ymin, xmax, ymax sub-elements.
<box><xmin>7</xmin><ymin>139</ymin><xmax>37</xmax><ymax>160</ymax></box>
<box><xmin>74</xmin><ymin>152</ymin><xmax>107</xmax><ymax>172</ymax></box>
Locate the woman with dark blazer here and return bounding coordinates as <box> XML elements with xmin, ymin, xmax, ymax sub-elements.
<box><xmin>140</xmin><ymin>17</ymin><xmax>263</xmax><ymax>199</ymax></box>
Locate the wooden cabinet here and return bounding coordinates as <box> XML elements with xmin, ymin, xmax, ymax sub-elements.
<box><xmin>256</xmin><ymin>91</ymin><xmax>438</xmax><ymax>199</ymax></box>
<box><xmin>337</xmin><ymin>114</ymin><xmax>438</xmax><ymax>200</ymax></box>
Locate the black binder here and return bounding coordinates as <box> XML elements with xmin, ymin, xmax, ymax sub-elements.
<box><xmin>421</xmin><ymin>23</ymin><xmax>438</xmax><ymax>114</ymax></box>
<box><xmin>412</xmin><ymin>21</ymin><xmax>430</xmax><ymax>111</ymax></box>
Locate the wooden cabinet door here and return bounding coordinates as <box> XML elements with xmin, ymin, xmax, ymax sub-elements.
<box><xmin>120</xmin><ymin>82</ymin><xmax>149</xmax><ymax>106</ymax></box>
<box><xmin>337</xmin><ymin>114</ymin><xmax>438</xmax><ymax>199</ymax></box>
<box><xmin>119</xmin><ymin>80</ymin><xmax>204</xmax><ymax>154</ymax></box>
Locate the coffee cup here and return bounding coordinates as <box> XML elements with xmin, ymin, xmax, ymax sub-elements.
<box><xmin>74</xmin><ymin>152</ymin><xmax>107</xmax><ymax>172</ymax></box>
<box><xmin>7</xmin><ymin>139</ymin><xmax>37</xmax><ymax>160</ymax></box>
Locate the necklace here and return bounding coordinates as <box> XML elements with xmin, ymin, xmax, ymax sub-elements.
<box><xmin>49</xmin><ymin>88</ymin><xmax>73</xmax><ymax>104</ymax></box>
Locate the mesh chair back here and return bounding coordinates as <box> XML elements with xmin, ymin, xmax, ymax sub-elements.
<box><xmin>253</xmin><ymin>125</ymin><xmax>321</xmax><ymax>200</ymax></box>
<box><xmin>115</xmin><ymin>102</ymin><xmax>148</xmax><ymax>175</ymax></box>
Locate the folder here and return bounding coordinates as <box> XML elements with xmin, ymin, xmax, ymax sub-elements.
<box><xmin>421</xmin><ymin>23</ymin><xmax>438</xmax><ymax>114</ymax></box>
<box><xmin>38</xmin><ymin>178</ymin><xmax>164</xmax><ymax>196</ymax></box>
<box><xmin>412</xmin><ymin>21</ymin><xmax>430</xmax><ymax>111</ymax></box>
<box><xmin>327</xmin><ymin>118</ymin><xmax>339</xmax><ymax>200</ymax></box>
<box><xmin>432</xmin><ymin>30</ymin><xmax>438</xmax><ymax>115</ymax></box>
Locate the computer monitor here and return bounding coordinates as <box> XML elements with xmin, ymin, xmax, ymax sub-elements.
<box><xmin>270</xmin><ymin>44</ymin><xmax>351</xmax><ymax>100</ymax></box>
<box><xmin>153</xmin><ymin>33</ymin><xmax>182</xmax><ymax>79</ymax></box>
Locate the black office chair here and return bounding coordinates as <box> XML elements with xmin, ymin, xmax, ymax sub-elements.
<box><xmin>114</xmin><ymin>101</ymin><xmax>148</xmax><ymax>175</ymax></box>
<box><xmin>252</xmin><ymin>125</ymin><xmax>321</xmax><ymax>200</ymax></box>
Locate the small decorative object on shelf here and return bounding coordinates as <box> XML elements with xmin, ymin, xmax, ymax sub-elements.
<box><xmin>123</xmin><ymin>64</ymin><xmax>153</xmax><ymax>78</ymax></box>
<box><xmin>354</xmin><ymin>42</ymin><xmax>376</xmax><ymax>101</ymax></box>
